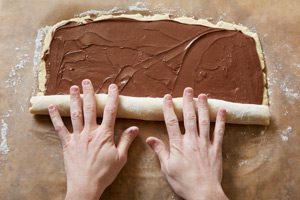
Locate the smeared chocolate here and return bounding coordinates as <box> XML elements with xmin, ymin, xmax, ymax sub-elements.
<box><xmin>44</xmin><ymin>18</ymin><xmax>264</xmax><ymax>104</ymax></box>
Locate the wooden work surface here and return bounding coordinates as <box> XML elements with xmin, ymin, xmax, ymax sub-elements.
<box><xmin>0</xmin><ymin>1</ymin><xmax>299</xmax><ymax>199</ymax></box>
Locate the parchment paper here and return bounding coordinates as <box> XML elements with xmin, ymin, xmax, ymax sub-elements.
<box><xmin>0</xmin><ymin>1</ymin><xmax>299</xmax><ymax>200</ymax></box>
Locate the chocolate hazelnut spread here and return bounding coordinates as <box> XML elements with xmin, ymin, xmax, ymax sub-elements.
<box><xmin>44</xmin><ymin>18</ymin><xmax>264</xmax><ymax>104</ymax></box>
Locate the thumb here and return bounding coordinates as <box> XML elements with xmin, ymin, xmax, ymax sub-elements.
<box><xmin>146</xmin><ymin>137</ymin><xmax>169</xmax><ymax>164</ymax></box>
<box><xmin>117</xmin><ymin>126</ymin><xmax>139</xmax><ymax>158</ymax></box>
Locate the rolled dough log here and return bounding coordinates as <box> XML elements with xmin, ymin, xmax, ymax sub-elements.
<box><xmin>29</xmin><ymin>94</ymin><xmax>270</xmax><ymax>125</ymax></box>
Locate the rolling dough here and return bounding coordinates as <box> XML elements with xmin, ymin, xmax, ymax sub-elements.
<box><xmin>29</xmin><ymin>94</ymin><xmax>270</xmax><ymax>125</ymax></box>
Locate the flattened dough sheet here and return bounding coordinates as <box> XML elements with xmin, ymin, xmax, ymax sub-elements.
<box><xmin>30</xmin><ymin>14</ymin><xmax>270</xmax><ymax>125</ymax></box>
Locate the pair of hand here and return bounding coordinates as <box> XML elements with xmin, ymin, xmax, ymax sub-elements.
<box><xmin>48</xmin><ymin>79</ymin><xmax>228</xmax><ymax>200</ymax></box>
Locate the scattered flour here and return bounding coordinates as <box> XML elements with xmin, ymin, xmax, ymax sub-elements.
<box><xmin>0</xmin><ymin>120</ymin><xmax>9</xmax><ymax>155</ymax></box>
<box><xmin>217</xmin><ymin>9</ymin><xmax>227</xmax><ymax>21</ymax></box>
<box><xmin>280</xmin><ymin>126</ymin><xmax>293</xmax><ymax>142</ymax></box>
<box><xmin>238</xmin><ymin>159</ymin><xmax>249</xmax><ymax>167</ymax></box>
<box><xmin>0</xmin><ymin>110</ymin><xmax>12</xmax><ymax>155</ymax></box>
<box><xmin>281</xmin><ymin>80</ymin><xmax>299</xmax><ymax>100</ymax></box>
<box><xmin>77</xmin><ymin>7</ymin><xmax>125</xmax><ymax>18</ymax></box>
<box><xmin>1</xmin><ymin>40</ymin><xmax>32</xmax><ymax>156</ymax></box>
<box><xmin>128</xmin><ymin>2</ymin><xmax>148</xmax><ymax>11</ymax></box>
<box><xmin>77</xmin><ymin>2</ymin><xmax>150</xmax><ymax>18</ymax></box>
<box><xmin>5</xmin><ymin>41</ymin><xmax>32</xmax><ymax>93</ymax></box>
<box><xmin>5</xmin><ymin>55</ymin><xmax>29</xmax><ymax>91</ymax></box>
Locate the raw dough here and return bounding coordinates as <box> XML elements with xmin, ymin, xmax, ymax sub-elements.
<box><xmin>30</xmin><ymin>14</ymin><xmax>270</xmax><ymax>125</ymax></box>
<box><xmin>30</xmin><ymin>94</ymin><xmax>270</xmax><ymax>125</ymax></box>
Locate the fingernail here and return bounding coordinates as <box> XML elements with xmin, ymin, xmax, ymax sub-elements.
<box><xmin>83</xmin><ymin>79</ymin><xmax>90</xmax><ymax>85</ymax></box>
<box><xmin>165</xmin><ymin>94</ymin><xmax>172</xmax><ymax>101</ymax></box>
<box><xmin>129</xmin><ymin>128</ymin><xmax>138</xmax><ymax>134</ymax></box>
<box><xmin>184</xmin><ymin>87</ymin><xmax>193</xmax><ymax>95</ymax></box>
<box><xmin>198</xmin><ymin>94</ymin><xmax>207</xmax><ymax>101</ymax></box>
<box><xmin>48</xmin><ymin>105</ymin><xmax>55</xmax><ymax>111</ymax></box>
<box><xmin>109</xmin><ymin>84</ymin><xmax>117</xmax><ymax>90</ymax></box>
<box><xmin>220</xmin><ymin>109</ymin><xmax>227</xmax><ymax>115</ymax></box>
<box><xmin>131</xmin><ymin>126</ymin><xmax>140</xmax><ymax>133</ymax></box>
<box><xmin>147</xmin><ymin>140</ymin><xmax>156</xmax><ymax>148</ymax></box>
<box><xmin>70</xmin><ymin>86</ymin><xmax>78</xmax><ymax>92</ymax></box>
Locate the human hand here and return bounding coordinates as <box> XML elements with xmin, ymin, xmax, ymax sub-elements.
<box><xmin>48</xmin><ymin>79</ymin><xmax>139</xmax><ymax>200</ymax></box>
<box><xmin>146</xmin><ymin>88</ymin><xmax>228</xmax><ymax>200</ymax></box>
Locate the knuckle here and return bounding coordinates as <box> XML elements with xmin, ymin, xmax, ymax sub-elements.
<box><xmin>219</xmin><ymin>118</ymin><xmax>226</xmax><ymax>123</ymax></box>
<box><xmin>123</xmin><ymin>134</ymin><xmax>133</xmax><ymax>143</ymax></box>
<box><xmin>215</xmin><ymin>127</ymin><xmax>224</xmax><ymax>136</ymax></box>
<box><xmin>200</xmin><ymin>119</ymin><xmax>210</xmax><ymax>126</ymax></box>
<box><xmin>166</xmin><ymin>117</ymin><xmax>178</xmax><ymax>126</ymax></box>
<box><xmin>154</xmin><ymin>144</ymin><xmax>164</xmax><ymax>154</ymax></box>
<box><xmin>216</xmin><ymin>129</ymin><xmax>224</xmax><ymax>136</ymax></box>
<box><xmin>83</xmin><ymin>85</ymin><xmax>93</xmax><ymax>92</ymax></box>
<box><xmin>199</xmin><ymin>105</ymin><xmax>209</xmax><ymax>111</ymax></box>
<box><xmin>49</xmin><ymin>109</ymin><xmax>59</xmax><ymax>117</ymax></box>
<box><xmin>99</xmin><ymin>126</ymin><xmax>113</xmax><ymax>135</ymax></box>
<box><xmin>109</xmin><ymin>92</ymin><xmax>118</xmax><ymax>99</ymax></box>
<box><xmin>169</xmin><ymin>137</ymin><xmax>181</xmax><ymax>144</ymax></box>
<box><xmin>71</xmin><ymin>98</ymin><xmax>81</xmax><ymax>105</ymax></box>
<box><xmin>200</xmin><ymin>145</ymin><xmax>209</xmax><ymax>155</ymax></box>
<box><xmin>55</xmin><ymin>123</ymin><xmax>65</xmax><ymax>132</ymax></box>
<box><xmin>48</xmin><ymin>109</ymin><xmax>55</xmax><ymax>115</ymax></box>
<box><xmin>105</xmin><ymin>106</ymin><xmax>116</xmax><ymax>115</ymax></box>
<box><xmin>70</xmin><ymin>93</ymin><xmax>80</xmax><ymax>99</ymax></box>
<box><xmin>50</xmin><ymin>113</ymin><xmax>58</xmax><ymax>120</ymax></box>
<box><xmin>156</xmin><ymin>146</ymin><xmax>164</xmax><ymax>154</ymax></box>
<box><xmin>186</xmin><ymin>113</ymin><xmax>196</xmax><ymax>121</ymax></box>
<box><xmin>167</xmin><ymin>166</ymin><xmax>178</xmax><ymax>178</ymax></box>
<box><xmin>190</xmin><ymin>145</ymin><xmax>200</xmax><ymax>152</ymax></box>
<box><xmin>84</xmin><ymin>103</ymin><xmax>95</xmax><ymax>112</ymax></box>
<box><xmin>71</xmin><ymin>110</ymin><xmax>82</xmax><ymax>120</ymax></box>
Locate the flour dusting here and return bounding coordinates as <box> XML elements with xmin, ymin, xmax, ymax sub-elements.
<box><xmin>238</xmin><ymin>160</ymin><xmax>249</xmax><ymax>167</ymax></box>
<box><xmin>0</xmin><ymin>120</ymin><xmax>9</xmax><ymax>155</ymax></box>
<box><xmin>77</xmin><ymin>3</ymin><xmax>150</xmax><ymax>18</ymax></box>
<box><xmin>280</xmin><ymin>126</ymin><xmax>293</xmax><ymax>142</ymax></box>
<box><xmin>5</xmin><ymin>41</ymin><xmax>31</xmax><ymax>93</ymax></box>
<box><xmin>128</xmin><ymin>2</ymin><xmax>148</xmax><ymax>11</ymax></box>
<box><xmin>0</xmin><ymin>111</ymin><xmax>12</xmax><ymax>155</ymax></box>
<box><xmin>1</xmin><ymin>40</ymin><xmax>32</xmax><ymax>156</ymax></box>
<box><xmin>281</xmin><ymin>80</ymin><xmax>299</xmax><ymax>100</ymax></box>
<box><xmin>77</xmin><ymin>7</ymin><xmax>125</xmax><ymax>18</ymax></box>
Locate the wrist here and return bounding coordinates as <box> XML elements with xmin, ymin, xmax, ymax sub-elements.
<box><xmin>187</xmin><ymin>184</ymin><xmax>228</xmax><ymax>200</ymax></box>
<box><xmin>65</xmin><ymin>182</ymin><xmax>105</xmax><ymax>200</ymax></box>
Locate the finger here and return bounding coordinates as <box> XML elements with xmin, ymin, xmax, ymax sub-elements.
<box><xmin>82</xmin><ymin>79</ymin><xmax>97</xmax><ymax>130</ymax></box>
<box><xmin>48</xmin><ymin>105</ymin><xmax>70</xmax><ymax>147</ymax></box>
<box><xmin>183</xmin><ymin>87</ymin><xmax>198</xmax><ymax>137</ymax></box>
<box><xmin>117</xmin><ymin>126</ymin><xmax>139</xmax><ymax>159</ymax></box>
<box><xmin>213</xmin><ymin>109</ymin><xmax>226</xmax><ymax>150</ymax></box>
<box><xmin>70</xmin><ymin>85</ymin><xmax>83</xmax><ymax>133</ymax></box>
<box><xmin>163</xmin><ymin>94</ymin><xmax>182</xmax><ymax>146</ymax></box>
<box><xmin>146</xmin><ymin>137</ymin><xmax>169</xmax><ymax>164</ymax></box>
<box><xmin>197</xmin><ymin>94</ymin><xmax>210</xmax><ymax>143</ymax></box>
<box><xmin>101</xmin><ymin>84</ymin><xmax>119</xmax><ymax>132</ymax></box>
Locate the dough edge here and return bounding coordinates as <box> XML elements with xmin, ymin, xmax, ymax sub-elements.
<box><xmin>37</xmin><ymin>13</ymin><xmax>269</xmax><ymax>105</ymax></box>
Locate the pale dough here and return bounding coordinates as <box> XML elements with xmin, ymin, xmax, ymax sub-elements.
<box><xmin>30</xmin><ymin>14</ymin><xmax>270</xmax><ymax>125</ymax></box>
<box><xmin>30</xmin><ymin>94</ymin><xmax>270</xmax><ymax>125</ymax></box>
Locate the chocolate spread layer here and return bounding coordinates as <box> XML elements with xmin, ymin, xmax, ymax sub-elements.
<box><xmin>44</xmin><ymin>18</ymin><xmax>264</xmax><ymax>104</ymax></box>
